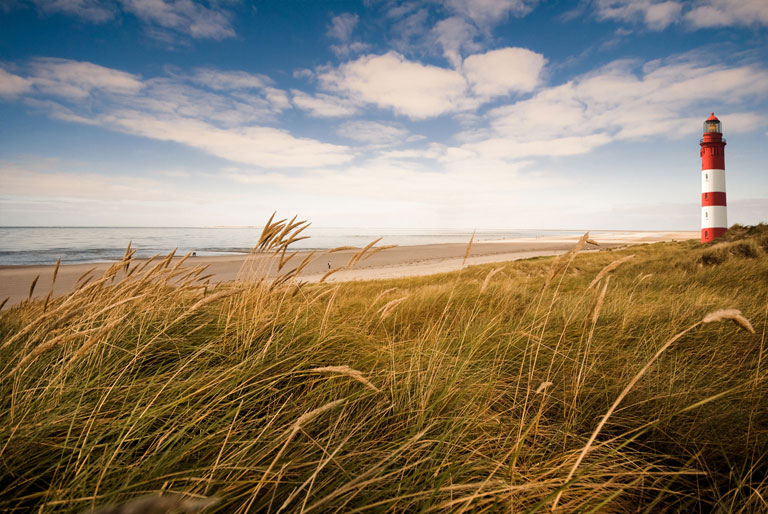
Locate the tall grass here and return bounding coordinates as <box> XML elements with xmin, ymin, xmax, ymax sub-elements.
<box><xmin>0</xmin><ymin>219</ymin><xmax>766</xmax><ymax>513</ymax></box>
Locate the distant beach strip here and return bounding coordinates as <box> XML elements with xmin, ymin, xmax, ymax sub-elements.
<box><xmin>0</xmin><ymin>231</ymin><xmax>698</xmax><ymax>307</ymax></box>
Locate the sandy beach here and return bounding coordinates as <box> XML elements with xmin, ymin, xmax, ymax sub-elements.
<box><xmin>0</xmin><ymin>231</ymin><xmax>697</xmax><ymax>307</ymax></box>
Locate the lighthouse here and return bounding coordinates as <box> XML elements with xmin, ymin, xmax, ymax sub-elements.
<box><xmin>700</xmin><ymin>113</ymin><xmax>727</xmax><ymax>243</ymax></box>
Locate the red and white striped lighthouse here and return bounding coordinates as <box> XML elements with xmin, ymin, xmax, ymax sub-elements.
<box><xmin>700</xmin><ymin>113</ymin><xmax>727</xmax><ymax>243</ymax></box>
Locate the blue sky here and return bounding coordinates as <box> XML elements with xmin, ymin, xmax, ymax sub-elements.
<box><xmin>1</xmin><ymin>0</ymin><xmax>767</xmax><ymax>229</ymax></box>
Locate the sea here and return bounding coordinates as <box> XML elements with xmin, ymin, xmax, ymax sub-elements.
<box><xmin>0</xmin><ymin>227</ymin><xmax>587</xmax><ymax>266</ymax></box>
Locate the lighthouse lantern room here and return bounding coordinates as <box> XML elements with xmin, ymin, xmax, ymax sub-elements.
<box><xmin>700</xmin><ymin>113</ymin><xmax>727</xmax><ymax>243</ymax></box>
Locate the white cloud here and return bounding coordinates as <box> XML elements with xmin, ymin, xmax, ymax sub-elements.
<box><xmin>292</xmin><ymin>68</ymin><xmax>314</xmax><ymax>80</ymax></box>
<box><xmin>489</xmin><ymin>58</ymin><xmax>768</xmax><ymax>144</ymax></box>
<box><xmin>463</xmin><ymin>47</ymin><xmax>545</xmax><ymax>99</ymax></box>
<box><xmin>326</xmin><ymin>12</ymin><xmax>371</xmax><ymax>57</ymax></box>
<box><xmin>446</xmin><ymin>55</ymin><xmax>768</xmax><ymax>164</ymax></box>
<box><xmin>118</xmin><ymin>0</ymin><xmax>235</xmax><ymax>39</ymax></box>
<box><xmin>715</xmin><ymin>113</ymin><xmax>765</xmax><ymax>134</ymax></box>
<box><xmin>7</xmin><ymin>58</ymin><xmax>353</xmax><ymax>168</ymax></box>
<box><xmin>20</xmin><ymin>0</ymin><xmax>236</xmax><ymax>39</ymax></box>
<box><xmin>685</xmin><ymin>0</ymin><xmax>768</xmax><ymax>28</ymax></box>
<box><xmin>28</xmin><ymin>57</ymin><xmax>143</xmax><ymax>98</ymax></box>
<box><xmin>291</xmin><ymin>89</ymin><xmax>360</xmax><ymax>118</ymax></box>
<box><xmin>23</xmin><ymin>98</ymin><xmax>102</xmax><ymax>125</ymax></box>
<box><xmin>30</xmin><ymin>0</ymin><xmax>116</xmax><ymax>21</ymax></box>
<box><xmin>444</xmin><ymin>0</ymin><xmax>534</xmax><ymax>26</ymax></box>
<box><xmin>594</xmin><ymin>0</ymin><xmax>768</xmax><ymax>30</ymax></box>
<box><xmin>0</xmin><ymin>69</ymin><xmax>33</xmax><ymax>97</ymax></box>
<box><xmin>312</xmin><ymin>46</ymin><xmax>548</xmax><ymax>119</ymax></box>
<box><xmin>594</xmin><ymin>0</ymin><xmax>683</xmax><ymax>30</ymax></box>
<box><xmin>384</xmin><ymin>1</ymin><xmax>538</xmax><ymax>66</ymax></box>
<box><xmin>319</xmin><ymin>51</ymin><xmax>470</xmax><ymax>119</ymax></box>
<box><xmin>18</xmin><ymin>60</ymin><xmax>289</xmax><ymax>127</ymax></box>
<box><xmin>331</xmin><ymin>41</ymin><xmax>372</xmax><ymax>58</ymax></box>
<box><xmin>190</xmin><ymin>69</ymin><xmax>270</xmax><ymax>91</ymax></box>
<box><xmin>327</xmin><ymin>12</ymin><xmax>358</xmax><ymax>41</ymax></box>
<box><xmin>336</xmin><ymin>120</ymin><xmax>418</xmax><ymax>146</ymax></box>
<box><xmin>101</xmin><ymin>111</ymin><xmax>353</xmax><ymax>168</ymax></box>
<box><xmin>169</xmin><ymin>69</ymin><xmax>293</xmax><ymax>119</ymax></box>
<box><xmin>127</xmin><ymin>79</ymin><xmax>287</xmax><ymax>126</ymax></box>
<box><xmin>489</xmin><ymin>82</ymin><xmax>584</xmax><ymax>140</ymax></box>
<box><xmin>432</xmin><ymin>16</ymin><xmax>480</xmax><ymax>68</ymax></box>
<box><xmin>264</xmin><ymin>88</ymin><xmax>292</xmax><ymax>111</ymax></box>
<box><xmin>388</xmin><ymin>6</ymin><xmax>430</xmax><ymax>53</ymax></box>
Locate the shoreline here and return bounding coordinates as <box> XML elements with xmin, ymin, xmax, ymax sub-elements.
<box><xmin>0</xmin><ymin>231</ymin><xmax>698</xmax><ymax>306</ymax></box>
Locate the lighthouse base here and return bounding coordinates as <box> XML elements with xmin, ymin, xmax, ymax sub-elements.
<box><xmin>701</xmin><ymin>227</ymin><xmax>727</xmax><ymax>243</ymax></box>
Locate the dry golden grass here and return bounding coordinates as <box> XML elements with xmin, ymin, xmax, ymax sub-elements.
<box><xmin>0</xmin><ymin>218</ymin><xmax>766</xmax><ymax>513</ymax></box>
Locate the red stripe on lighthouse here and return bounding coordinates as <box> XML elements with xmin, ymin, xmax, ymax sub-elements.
<box><xmin>700</xmin><ymin>146</ymin><xmax>725</xmax><ymax>170</ymax></box>
<box><xmin>701</xmin><ymin>228</ymin><xmax>728</xmax><ymax>241</ymax></box>
<box><xmin>701</xmin><ymin>191</ymin><xmax>726</xmax><ymax>206</ymax></box>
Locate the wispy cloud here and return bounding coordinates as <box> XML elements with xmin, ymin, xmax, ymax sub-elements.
<box><xmin>327</xmin><ymin>12</ymin><xmax>358</xmax><ymax>41</ymax></box>
<box><xmin>386</xmin><ymin>0</ymin><xmax>539</xmax><ymax>67</ymax></box>
<box><xmin>336</xmin><ymin>120</ymin><xmax>423</xmax><ymax>146</ymax></box>
<box><xmin>100</xmin><ymin>111</ymin><xmax>353</xmax><ymax>167</ymax></box>
<box><xmin>5</xmin><ymin>58</ymin><xmax>352</xmax><ymax>168</ymax></box>
<box><xmin>19</xmin><ymin>0</ymin><xmax>237</xmax><ymax>40</ymax></box>
<box><xmin>443</xmin><ymin>0</ymin><xmax>536</xmax><ymax>26</ymax></box>
<box><xmin>120</xmin><ymin>0</ymin><xmax>235</xmax><ymax>39</ymax></box>
<box><xmin>5</xmin><ymin>48</ymin><xmax>766</xmax><ymax>172</ymax></box>
<box><xmin>0</xmin><ymin>69</ymin><xmax>33</xmax><ymax>97</ymax></box>
<box><xmin>593</xmin><ymin>0</ymin><xmax>768</xmax><ymax>30</ymax></box>
<box><xmin>29</xmin><ymin>0</ymin><xmax>117</xmax><ymax>22</ymax></box>
<box><xmin>290</xmin><ymin>89</ymin><xmax>360</xmax><ymax>118</ymax></box>
<box><xmin>431</xmin><ymin>16</ymin><xmax>481</xmax><ymax>68</ymax></box>
<box><xmin>685</xmin><ymin>0</ymin><xmax>768</xmax><ymax>28</ymax></box>
<box><xmin>28</xmin><ymin>57</ymin><xmax>143</xmax><ymax>98</ymax></box>
<box><xmin>594</xmin><ymin>0</ymin><xmax>683</xmax><ymax>30</ymax></box>
<box><xmin>327</xmin><ymin>12</ymin><xmax>371</xmax><ymax>57</ymax></box>
<box><xmin>451</xmin><ymin>55</ymin><xmax>768</xmax><ymax>161</ymax></box>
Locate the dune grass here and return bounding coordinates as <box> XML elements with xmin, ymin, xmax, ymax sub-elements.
<box><xmin>0</xmin><ymin>220</ymin><xmax>766</xmax><ymax>513</ymax></box>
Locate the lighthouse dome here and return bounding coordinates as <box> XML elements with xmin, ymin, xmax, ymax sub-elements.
<box><xmin>704</xmin><ymin>113</ymin><xmax>722</xmax><ymax>134</ymax></box>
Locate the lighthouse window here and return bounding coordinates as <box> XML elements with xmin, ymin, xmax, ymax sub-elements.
<box><xmin>703</xmin><ymin>120</ymin><xmax>722</xmax><ymax>133</ymax></box>
<box><xmin>705</xmin><ymin>193</ymin><xmax>708</xmax><ymax>199</ymax></box>
<box><xmin>705</xmin><ymin>173</ymin><xmax>709</xmax><ymax>180</ymax></box>
<box><xmin>705</xmin><ymin>212</ymin><xmax>709</xmax><ymax>219</ymax></box>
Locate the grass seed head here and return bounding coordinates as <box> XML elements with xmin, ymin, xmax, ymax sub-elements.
<box><xmin>702</xmin><ymin>309</ymin><xmax>755</xmax><ymax>334</ymax></box>
<box><xmin>90</xmin><ymin>493</ymin><xmax>218</xmax><ymax>514</ymax></box>
<box><xmin>588</xmin><ymin>254</ymin><xmax>634</xmax><ymax>289</ymax></box>
<box><xmin>310</xmin><ymin>365</ymin><xmax>381</xmax><ymax>393</ymax></box>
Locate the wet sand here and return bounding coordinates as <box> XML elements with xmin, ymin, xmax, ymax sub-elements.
<box><xmin>0</xmin><ymin>231</ymin><xmax>698</xmax><ymax>307</ymax></box>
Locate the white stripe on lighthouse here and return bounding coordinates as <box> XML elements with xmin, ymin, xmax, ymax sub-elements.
<box><xmin>701</xmin><ymin>206</ymin><xmax>727</xmax><ymax>228</ymax></box>
<box><xmin>702</xmin><ymin>169</ymin><xmax>726</xmax><ymax>192</ymax></box>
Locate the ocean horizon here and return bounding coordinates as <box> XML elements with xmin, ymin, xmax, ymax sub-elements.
<box><xmin>0</xmin><ymin>226</ymin><xmax>593</xmax><ymax>266</ymax></box>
